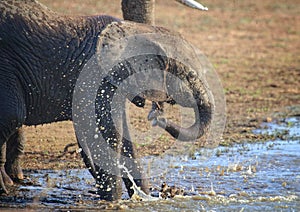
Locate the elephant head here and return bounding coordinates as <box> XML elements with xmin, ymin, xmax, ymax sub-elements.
<box><xmin>120</xmin><ymin>0</ymin><xmax>212</xmax><ymax>142</ymax></box>
<box><xmin>96</xmin><ymin>21</ymin><xmax>214</xmax><ymax>143</ymax></box>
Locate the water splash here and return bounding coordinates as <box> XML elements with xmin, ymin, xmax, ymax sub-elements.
<box><xmin>119</xmin><ymin>164</ymin><xmax>159</xmax><ymax>201</ymax></box>
<box><xmin>2</xmin><ymin>117</ymin><xmax>299</xmax><ymax>211</ymax></box>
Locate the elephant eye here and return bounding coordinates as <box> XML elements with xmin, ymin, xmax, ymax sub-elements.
<box><xmin>188</xmin><ymin>71</ymin><xmax>197</xmax><ymax>79</ymax></box>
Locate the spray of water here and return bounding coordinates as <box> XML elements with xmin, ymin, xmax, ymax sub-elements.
<box><xmin>119</xmin><ymin>164</ymin><xmax>159</xmax><ymax>201</ymax></box>
<box><xmin>72</xmin><ymin>21</ymin><xmax>226</xmax><ymax>198</ymax></box>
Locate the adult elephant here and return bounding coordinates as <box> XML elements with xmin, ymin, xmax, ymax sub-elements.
<box><xmin>0</xmin><ymin>0</ymin><xmax>213</xmax><ymax>200</ymax></box>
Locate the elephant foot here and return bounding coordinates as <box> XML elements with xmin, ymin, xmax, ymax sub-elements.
<box><xmin>0</xmin><ymin>165</ymin><xmax>12</xmax><ymax>194</ymax></box>
<box><xmin>95</xmin><ymin>172</ymin><xmax>122</xmax><ymax>201</ymax></box>
<box><xmin>0</xmin><ymin>175</ymin><xmax>8</xmax><ymax>194</ymax></box>
<box><xmin>5</xmin><ymin>158</ymin><xmax>24</xmax><ymax>181</ymax></box>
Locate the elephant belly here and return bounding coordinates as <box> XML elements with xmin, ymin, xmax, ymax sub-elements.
<box><xmin>23</xmin><ymin>94</ymin><xmax>73</xmax><ymax>126</ymax></box>
<box><xmin>24</xmin><ymin>107</ymin><xmax>72</xmax><ymax>126</ymax></box>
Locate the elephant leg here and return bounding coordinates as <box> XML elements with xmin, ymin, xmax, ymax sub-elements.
<box><xmin>96</xmin><ymin>113</ymin><xmax>123</xmax><ymax>200</ymax></box>
<box><xmin>94</xmin><ymin>169</ymin><xmax>122</xmax><ymax>201</ymax></box>
<box><xmin>80</xmin><ymin>82</ymin><xmax>149</xmax><ymax>200</ymax></box>
<box><xmin>80</xmin><ymin>81</ymin><xmax>124</xmax><ymax>201</ymax></box>
<box><xmin>0</xmin><ymin>86</ymin><xmax>26</xmax><ymax>193</ymax></box>
<box><xmin>0</xmin><ymin>144</ymin><xmax>9</xmax><ymax>193</ymax></box>
<box><xmin>77</xmin><ymin>126</ymin><xmax>122</xmax><ymax>201</ymax></box>
<box><xmin>77</xmin><ymin>139</ymin><xmax>122</xmax><ymax>201</ymax></box>
<box><xmin>0</xmin><ymin>143</ymin><xmax>13</xmax><ymax>188</ymax></box>
<box><xmin>121</xmin><ymin>109</ymin><xmax>149</xmax><ymax>197</ymax></box>
<box><xmin>0</xmin><ymin>125</ymin><xmax>23</xmax><ymax>193</ymax></box>
<box><xmin>5</xmin><ymin>128</ymin><xmax>25</xmax><ymax>181</ymax></box>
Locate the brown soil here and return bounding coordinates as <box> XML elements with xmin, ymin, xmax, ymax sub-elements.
<box><xmin>22</xmin><ymin>0</ymin><xmax>300</xmax><ymax>170</ymax></box>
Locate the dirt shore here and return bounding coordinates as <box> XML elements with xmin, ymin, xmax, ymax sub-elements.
<box><xmin>22</xmin><ymin>0</ymin><xmax>299</xmax><ymax>170</ymax></box>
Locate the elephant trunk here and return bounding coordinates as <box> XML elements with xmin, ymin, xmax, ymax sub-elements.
<box><xmin>156</xmin><ymin>102</ymin><xmax>212</xmax><ymax>141</ymax></box>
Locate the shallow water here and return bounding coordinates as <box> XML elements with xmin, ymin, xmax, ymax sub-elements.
<box><xmin>1</xmin><ymin>117</ymin><xmax>299</xmax><ymax>211</ymax></box>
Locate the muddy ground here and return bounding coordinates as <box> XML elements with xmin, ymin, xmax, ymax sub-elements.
<box><xmin>18</xmin><ymin>0</ymin><xmax>300</xmax><ymax>171</ymax></box>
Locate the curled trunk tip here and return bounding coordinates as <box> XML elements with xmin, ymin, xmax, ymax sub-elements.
<box><xmin>156</xmin><ymin>103</ymin><xmax>213</xmax><ymax>141</ymax></box>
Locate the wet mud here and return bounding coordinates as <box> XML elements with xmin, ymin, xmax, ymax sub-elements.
<box><xmin>1</xmin><ymin>117</ymin><xmax>299</xmax><ymax>211</ymax></box>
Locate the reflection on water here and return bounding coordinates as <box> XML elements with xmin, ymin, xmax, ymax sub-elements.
<box><xmin>1</xmin><ymin>117</ymin><xmax>299</xmax><ymax>211</ymax></box>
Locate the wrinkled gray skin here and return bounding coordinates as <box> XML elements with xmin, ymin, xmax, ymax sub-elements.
<box><xmin>0</xmin><ymin>0</ymin><xmax>213</xmax><ymax>200</ymax></box>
